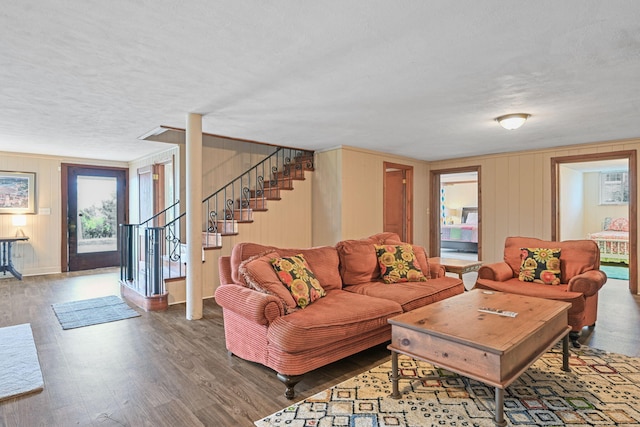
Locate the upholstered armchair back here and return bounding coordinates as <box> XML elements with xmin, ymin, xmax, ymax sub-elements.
<box><xmin>504</xmin><ymin>237</ymin><xmax>601</xmax><ymax>284</ymax></box>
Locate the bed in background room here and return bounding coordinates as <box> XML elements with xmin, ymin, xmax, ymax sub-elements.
<box><xmin>587</xmin><ymin>217</ymin><xmax>629</xmax><ymax>264</ymax></box>
<box><xmin>441</xmin><ymin>206</ymin><xmax>478</xmax><ymax>252</ymax></box>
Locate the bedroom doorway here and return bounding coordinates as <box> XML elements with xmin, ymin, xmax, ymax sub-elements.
<box><xmin>430</xmin><ymin>166</ymin><xmax>481</xmax><ymax>261</ymax></box>
<box><xmin>552</xmin><ymin>151</ymin><xmax>637</xmax><ymax>294</ymax></box>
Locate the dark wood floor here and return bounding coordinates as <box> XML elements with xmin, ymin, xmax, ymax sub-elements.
<box><xmin>0</xmin><ymin>269</ymin><xmax>638</xmax><ymax>427</ymax></box>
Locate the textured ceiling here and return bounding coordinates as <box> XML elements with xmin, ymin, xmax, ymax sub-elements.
<box><xmin>1</xmin><ymin>1</ymin><xmax>640</xmax><ymax>162</ymax></box>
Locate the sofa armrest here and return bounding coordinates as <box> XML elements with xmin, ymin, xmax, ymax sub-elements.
<box><xmin>477</xmin><ymin>262</ymin><xmax>514</xmax><ymax>282</ymax></box>
<box><xmin>567</xmin><ymin>270</ymin><xmax>607</xmax><ymax>297</ymax></box>
<box><xmin>428</xmin><ymin>261</ymin><xmax>446</xmax><ymax>279</ymax></box>
<box><xmin>214</xmin><ymin>284</ymin><xmax>285</xmax><ymax>325</ymax></box>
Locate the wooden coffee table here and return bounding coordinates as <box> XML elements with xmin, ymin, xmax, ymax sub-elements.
<box><xmin>388</xmin><ymin>289</ymin><xmax>571</xmax><ymax>426</ymax></box>
<box><xmin>430</xmin><ymin>256</ymin><xmax>482</xmax><ymax>279</ymax></box>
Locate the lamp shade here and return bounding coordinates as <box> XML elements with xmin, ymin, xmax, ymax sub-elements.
<box><xmin>12</xmin><ymin>215</ymin><xmax>27</xmax><ymax>227</ymax></box>
<box><xmin>496</xmin><ymin>113</ymin><xmax>530</xmax><ymax>130</ymax></box>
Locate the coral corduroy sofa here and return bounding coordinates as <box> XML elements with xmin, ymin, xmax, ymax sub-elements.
<box><xmin>214</xmin><ymin>233</ymin><xmax>464</xmax><ymax>398</ymax></box>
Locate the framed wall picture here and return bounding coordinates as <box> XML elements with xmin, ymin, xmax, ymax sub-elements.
<box><xmin>0</xmin><ymin>171</ymin><xmax>36</xmax><ymax>214</ymax></box>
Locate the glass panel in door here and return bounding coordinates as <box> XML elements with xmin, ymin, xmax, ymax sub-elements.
<box><xmin>77</xmin><ymin>176</ymin><xmax>118</xmax><ymax>254</ymax></box>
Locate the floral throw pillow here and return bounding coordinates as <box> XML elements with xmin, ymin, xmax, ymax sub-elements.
<box><xmin>271</xmin><ymin>254</ymin><xmax>326</xmax><ymax>308</ymax></box>
<box><xmin>518</xmin><ymin>247</ymin><xmax>561</xmax><ymax>285</ymax></box>
<box><xmin>374</xmin><ymin>244</ymin><xmax>427</xmax><ymax>284</ymax></box>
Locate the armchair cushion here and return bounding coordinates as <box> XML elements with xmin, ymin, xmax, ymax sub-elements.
<box><xmin>476</xmin><ymin>236</ymin><xmax>606</xmax><ymax>332</ymax></box>
<box><xmin>504</xmin><ymin>237</ymin><xmax>600</xmax><ymax>283</ymax></box>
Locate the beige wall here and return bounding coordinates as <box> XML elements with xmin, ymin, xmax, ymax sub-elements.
<box><xmin>0</xmin><ymin>151</ymin><xmax>127</xmax><ymax>277</ymax></box>
<box><xmin>312</xmin><ymin>149</ymin><xmax>342</xmax><ymax>246</ymax></box>
<box><xmin>442</xmin><ymin>181</ymin><xmax>477</xmax><ymax>222</ymax></box>
<box><xmin>312</xmin><ymin>146</ymin><xmax>430</xmax><ymax>247</ymax></box>
<box><xmin>430</xmin><ymin>139</ymin><xmax>638</xmax><ymax>270</ymax></box>
<box><xmin>559</xmin><ymin>166</ymin><xmax>584</xmax><ymax>240</ymax></box>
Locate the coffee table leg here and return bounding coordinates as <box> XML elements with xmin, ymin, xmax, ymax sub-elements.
<box><xmin>390</xmin><ymin>351</ymin><xmax>401</xmax><ymax>399</ymax></box>
<box><xmin>494</xmin><ymin>387</ymin><xmax>507</xmax><ymax>427</ymax></box>
<box><xmin>562</xmin><ymin>333</ymin><xmax>570</xmax><ymax>372</ymax></box>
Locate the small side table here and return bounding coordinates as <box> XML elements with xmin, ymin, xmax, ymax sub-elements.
<box><xmin>430</xmin><ymin>257</ymin><xmax>482</xmax><ymax>280</ymax></box>
<box><xmin>0</xmin><ymin>236</ymin><xmax>29</xmax><ymax>280</ymax></box>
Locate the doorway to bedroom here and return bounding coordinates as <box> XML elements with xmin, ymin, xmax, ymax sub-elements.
<box><xmin>430</xmin><ymin>167</ymin><xmax>480</xmax><ymax>262</ymax></box>
<box><xmin>552</xmin><ymin>150</ymin><xmax>637</xmax><ymax>295</ymax></box>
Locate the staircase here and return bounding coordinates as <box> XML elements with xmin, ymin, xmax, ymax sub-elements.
<box><xmin>119</xmin><ymin>146</ymin><xmax>314</xmax><ymax>310</ymax></box>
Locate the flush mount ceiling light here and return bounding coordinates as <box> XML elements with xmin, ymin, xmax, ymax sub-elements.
<box><xmin>496</xmin><ymin>113</ymin><xmax>531</xmax><ymax>130</ymax></box>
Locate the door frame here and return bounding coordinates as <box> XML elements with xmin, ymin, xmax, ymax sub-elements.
<box><xmin>551</xmin><ymin>150</ymin><xmax>637</xmax><ymax>294</ymax></box>
<box><xmin>383</xmin><ymin>162</ymin><xmax>413</xmax><ymax>243</ymax></box>
<box><xmin>61</xmin><ymin>163</ymin><xmax>129</xmax><ymax>272</ymax></box>
<box><xmin>429</xmin><ymin>166</ymin><xmax>482</xmax><ymax>259</ymax></box>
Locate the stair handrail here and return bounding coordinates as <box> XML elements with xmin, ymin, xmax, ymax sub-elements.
<box><xmin>138</xmin><ymin>199</ymin><xmax>180</xmax><ymax>227</ymax></box>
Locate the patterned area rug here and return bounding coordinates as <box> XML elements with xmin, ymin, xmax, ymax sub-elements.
<box><xmin>52</xmin><ymin>295</ymin><xmax>140</xmax><ymax>330</ymax></box>
<box><xmin>255</xmin><ymin>346</ymin><xmax>640</xmax><ymax>426</ymax></box>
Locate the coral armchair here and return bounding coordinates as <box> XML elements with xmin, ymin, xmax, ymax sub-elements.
<box><xmin>475</xmin><ymin>236</ymin><xmax>607</xmax><ymax>347</ymax></box>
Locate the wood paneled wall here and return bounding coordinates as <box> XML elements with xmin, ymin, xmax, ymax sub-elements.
<box><xmin>430</xmin><ymin>139</ymin><xmax>639</xmax><ymax>269</ymax></box>
<box><xmin>0</xmin><ymin>151</ymin><xmax>127</xmax><ymax>276</ymax></box>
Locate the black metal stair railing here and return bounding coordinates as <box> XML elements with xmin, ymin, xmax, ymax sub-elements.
<box><xmin>203</xmin><ymin>146</ymin><xmax>314</xmax><ymax>244</ymax></box>
<box><xmin>119</xmin><ymin>146</ymin><xmax>314</xmax><ymax>298</ymax></box>
<box><xmin>119</xmin><ymin>200</ymin><xmax>181</xmax><ymax>296</ymax></box>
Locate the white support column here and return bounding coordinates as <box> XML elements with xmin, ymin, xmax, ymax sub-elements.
<box><xmin>186</xmin><ymin>113</ymin><xmax>203</xmax><ymax>320</ymax></box>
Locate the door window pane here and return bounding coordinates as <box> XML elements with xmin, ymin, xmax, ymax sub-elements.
<box><xmin>77</xmin><ymin>176</ymin><xmax>118</xmax><ymax>253</ymax></box>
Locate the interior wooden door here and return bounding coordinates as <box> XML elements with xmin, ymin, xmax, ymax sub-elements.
<box><xmin>383</xmin><ymin>162</ymin><xmax>413</xmax><ymax>243</ymax></box>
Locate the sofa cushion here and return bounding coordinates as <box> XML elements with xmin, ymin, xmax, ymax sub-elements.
<box><xmin>344</xmin><ymin>277</ymin><xmax>464</xmax><ymax>312</ymax></box>
<box><xmin>273</xmin><ymin>247</ymin><xmax>342</xmax><ymax>291</ymax></box>
<box><xmin>518</xmin><ymin>247</ymin><xmax>561</xmax><ymax>285</ymax></box>
<box><xmin>374</xmin><ymin>244</ymin><xmax>427</xmax><ymax>283</ymax></box>
<box><xmin>366</xmin><ymin>232</ymin><xmax>402</xmax><ymax>244</ymax></box>
<box><xmin>231</xmin><ymin>242</ymin><xmax>277</xmax><ymax>284</ymax></box>
<box><xmin>504</xmin><ymin>237</ymin><xmax>600</xmax><ymax>284</ymax></box>
<box><xmin>238</xmin><ymin>251</ymin><xmax>298</xmax><ymax>313</ymax></box>
<box><xmin>271</xmin><ymin>254</ymin><xmax>326</xmax><ymax>308</ymax></box>
<box><xmin>336</xmin><ymin>239</ymin><xmax>380</xmax><ymax>285</ymax></box>
<box><xmin>266</xmin><ymin>289</ymin><xmax>402</xmax><ymax>353</ymax></box>
<box><xmin>412</xmin><ymin>246</ymin><xmax>432</xmax><ymax>279</ymax></box>
<box><xmin>231</xmin><ymin>243</ymin><xmax>342</xmax><ymax>291</ymax></box>
<box><xmin>337</xmin><ymin>235</ymin><xmax>432</xmax><ymax>284</ymax></box>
